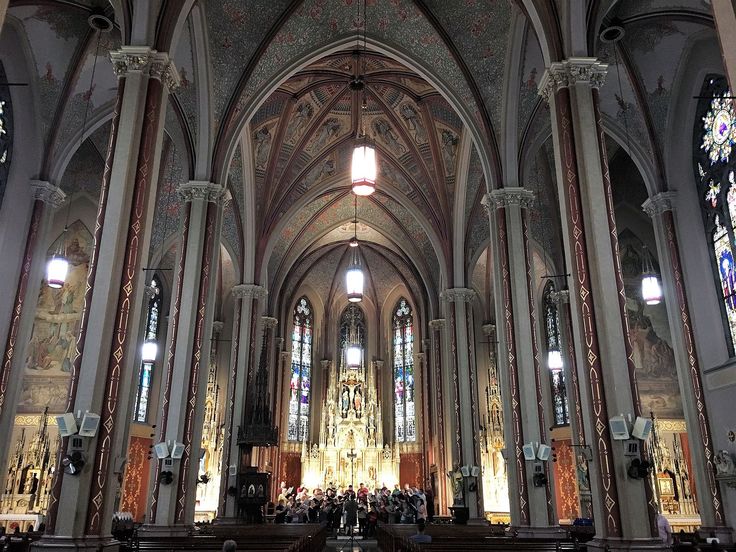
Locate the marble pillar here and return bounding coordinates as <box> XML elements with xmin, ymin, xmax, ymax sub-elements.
<box><xmin>219</xmin><ymin>284</ymin><xmax>267</xmax><ymax>518</ymax></box>
<box><xmin>146</xmin><ymin>181</ymin><xmax>225</xmax><ymax>531</ymax></box>
<box><xmin>440</xmin><ymin>288</ymin><xmax>480</xmax><ymax>518</ymax></box>
<box><xmin>428</xmin><ymin>319</ymin><xmax>447</xmax><ymax>514</ymax></box>
<box><xmin>486</xmin><ymin>189</ymin><xmax>558</xmax><ymax>535</ymax></box>
<box><xmin>643</xmin><ymin>192</ymin><xmax>732</xmax><ymax>541</ymax></box>
<box><xmin>36</xmin><ymin>47</ymin><xmax>178</xmax><ymax>551</ymax></box>
<box><xmin>540</xmin><ymin>57</ymin><xmax>662</xmax><ymax>551</ymax></box>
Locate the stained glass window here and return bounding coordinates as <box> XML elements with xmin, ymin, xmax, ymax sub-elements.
<box><xmin>0</xmin><ymin>63</ymin><xmax>13</xmax><ymax>208</ymax></box>
<box><xmin>288</xmin><ymin>297</ymin><xmax>313</xmax><ymax>441</ymax></box>
<box><xmin>695</xmin><ymin>75</ymin><xmax>736</xmax><ymax>353</ymax></box>
<box><xmin>543</xmin><ymin>282</ymin><xmax>569</xmax><ymax>426</ymax></box>
<box><xmin>134</xmin><ymin>277</ymin><xmax>161</xmax><ymax>423</ymax></box>
<box><xmin>393</xmin><ymin>298</ymin><xmax>415</xmax><ymax>442</ymax></box>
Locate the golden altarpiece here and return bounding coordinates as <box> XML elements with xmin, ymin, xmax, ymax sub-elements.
<box><xmin>300</xmin><ymin>308</ymin><xmax>399</xmax><ymax>490</ymax></box>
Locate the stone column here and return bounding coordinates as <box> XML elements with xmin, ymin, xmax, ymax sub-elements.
<box><xmin>413</xmin><ymin>351</ymin><xmax>428</xmax><ymax>482</ymax></box>
<box><xmin>643</xmin><ymin>193</ymin><xmax>731</xmax><ymax>541</ymax></box>
<box><xmin>146</xmin><ymin>181</ymin><xmax>224</xmax><ymax>531</ymax></box>
<box><xmin>220</xmin><ymin>284</ymin><xmax>267</xmax><ymax>518</ymax></box>
<box><xmin>440</xmin><ymin>288</ymin><xmax>480</xmax><ymax>518</ymax></box>
<box><xmin>37</xmin><ymin>47</ymin><xmax>178</xmax><ymax>550</ymax></box>
<box><xmin>540</xmin><ymin>58</ymin><xmax>662</xmax><ymax>550</ymax></box>
<box><xmin>258</xmin><ymin>316</ymin><xmax>278</xmax><ymax>472</ymax></box>
<box><xmin>551</xmin><ymin>289</ymin><xmax>593</xmax><ymax>519</ymax></box>
<box><xmin>428</xmin><ymin>319</ymin><xmax>447</xmax><ymax>514</ymax></box>
<box><xmin>486</xmin><ymin>189</ymin><xmax>557</xmax><ymax>533</ymax></box>
<box><xmin>0</xmin><ymin>181</ymin><xmax>65</xmax><ymax>487</ymax></box>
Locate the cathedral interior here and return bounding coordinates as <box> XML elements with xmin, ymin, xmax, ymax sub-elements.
<box><xmin>1</xmin><ymin>0</ymin><xmax>736</xmax><ymax>551</ymax></box>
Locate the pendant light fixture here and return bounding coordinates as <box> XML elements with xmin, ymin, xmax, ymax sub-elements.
<box><xmin>350</xmin><ymin>0</ymin><xmax>376</xmax><ymax>197</ymax></box>
<box><xmin>603</xmin><ymin>24</ymin><xmax>663</xmax><ymax>307</ymax></box>
<box><xmin>46</xmin><ymin>18</ymin><xmax>108</xmax><ymax>288</ymax></box>
<box><xmin>641</xmin><ymin>246</ymin><xmax>663</xmax><ymax>305</ymax></box>
<box><xmin>547</xmin><ymin>349</ymin><xmax>564</xmax><ymax>371</ymax></box>
<box><xmin>346</xmin><ymin>195</ymin><xmax>364</xmax><ymax>302</ymax></box>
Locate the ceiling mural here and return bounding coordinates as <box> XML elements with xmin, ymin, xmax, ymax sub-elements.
<box><xmin>149</xmin><ymin>137</ymin><xmax>185</xmax><ymax>256</ymax></box>
<box><xmin>518</xmin><ymin>24</ymin><xmax>544</xmax><ymax>144</ymax></box>
<box><xmin>172</xmin><ymin>14</ymin><xmax>198</xmax><ymax>147</ymax></box>
<box><xmin>59</xmin><ymin>137</ymin><xmax>103</xmax><ymax>200</ymax></box>
<box><xmin>228</xmin><ymin>0</ymin><xmax>485</xmax><ymax>145</ymax></box>
<box><xmin>222</xmin><ymin>199</ymin><xmax>242</xmax><ymax>266</ymax></box>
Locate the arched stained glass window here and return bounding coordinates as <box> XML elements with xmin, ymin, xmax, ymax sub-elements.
<box><xmin>695</xmin><ymin>75</ymin><xmax>736</xmax><ymax>353</ymax></box>
<box><xmin>134</xmin><ymin>277</ymin><xmax>161</xmax><ymax>423</ymax></box>
<box><xmin>0</xmin><ymin>63</ymin><xmax>14</xmax><ymax>208</ymax></box>
<box><xmin>393</xmin><ymin>298</ymin><xmax>415</xmax><ymax>442</ymax></box>
<box><xmin>288</xmin><ymin>297</ymin><xmax>313</xmax><ymax>441</ymax></box>
<box><xmin>543</xmin><ymin>281</ymin><xmax>569</xmax><ymax>426</ymax></box>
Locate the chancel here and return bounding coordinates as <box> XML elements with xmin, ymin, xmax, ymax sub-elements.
<box><xmin>1</xmin><ymin>1</ymin><xmax>736</xmax><ymax>552</ymax></box>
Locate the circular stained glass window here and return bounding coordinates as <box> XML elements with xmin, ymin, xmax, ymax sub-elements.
<box><xmin>702</xmin><ymin>93</ymin><xmax>736</xmax><ymax>164</ymax></box>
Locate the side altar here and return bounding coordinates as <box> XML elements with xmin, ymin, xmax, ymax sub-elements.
<box><xmin>301</xmin><ymin>325</ymin><xmax>399</xmax><ymax>490</ymax></box>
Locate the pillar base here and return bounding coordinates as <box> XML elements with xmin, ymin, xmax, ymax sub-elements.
<box><xmin>137</xmin><ymin>523</ymin><xmax>190</xmax><ymax>538</ymax></box>
<box><xmin>698</xmin><ymin>526</ymin><xmax>734</xmax><ymax>544</ymax></box>
<box><xmin>510</xmin><ymin>525</ymin><xmax>567</xmax><ymax>539</ymax></box>
<box><xmin>586</xmin><ymin>537</ymin><xmax>669</xmax><ymax>552</ymax></box>
<box><xmin>30</xmin><ymin>536</ymin><xmax>119</xmax><ymax>552</ymax></box>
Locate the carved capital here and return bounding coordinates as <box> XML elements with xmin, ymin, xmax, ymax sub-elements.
<box><xmin>549</xmin><ymin>289</ymin><xmax>570</xmax><ymax>305</ymax></box>
<box><xmin>488</xmin><ymin>187</ymin><xmax>535</xmax><ymax>209</ymax></box>
<box><xmin>374</xmin><ymin>360</ymin><xmax>384</xmax><ymax>371</ymax></box>
<box><xmin>481</xmin><ymin>323</ymin><xmax>496</xmax><ymax>339</ymax></box>
<box><xmin>232</xmin><ymin>284</ymin><xmax>268</xmax><ymax>300</ymax></box>
<box><xmin>143</xmin><ymin>284</ymin><xmax>157</xmax><ymax>300</ymax></box>
<box><xmin>642</xmin><ymin>192</ymin><xmax>677</xmax><ymax>218</ymax></box>
<box><xmin>212</xmin><ymin>321</ymin><xmax>225</xmax><ymax>336</ymax></box>
<box><xmin>539</xmin><ymin>57</ymin><xmax>608</xmax><ymax>102</ymax></box>
<box><xmin>321</xmin><ymin>359</ymin><xmax>332</xmax><ymax>371</ymax></box>
<box><xmin>429</xmin><ymin>318</ymin><xmax>445</xmax><ymax>330</ymax></box>
<box><xmin>177</xmin><ymin>181</ymin><xmax>225</xmax><ymax>203</ymax></box>
<box><xmin>414</xmin><ymin>352</ymin><xmax>425</xmax><ymax>365</ymax></box>
<box><xmin>30</xmin><ymin>180</ymin><xmax>66</xmax><ymax>208</ymax></box>
<box><xmin>441</xmin><ymin>288</ymin><xmax>476</xmax><ymax>303</ymax></box>
<box><xmin>281</xmin><ymin>351</ymin><xmax>291</xmax><ymax>362</ymax></box>
<box><xmin>110</xmin><ymin>47</ymin><xmax>180</xmax><ymax>90</ymax></box>
<box><xmin>262</xmin><ymin>316</ymin><xmax>278</xmax><ymax>330</ymax></box>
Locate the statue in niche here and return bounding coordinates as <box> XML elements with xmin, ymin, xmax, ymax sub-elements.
<box><xmin>341</xmin><ymin>387</ymin><xmax>350</xmax><ymax>417</ymax></box>
<box><xmin>353</xmin><ymin>387</ymin><xmax>363</xmax><ymax>416</ymax></box>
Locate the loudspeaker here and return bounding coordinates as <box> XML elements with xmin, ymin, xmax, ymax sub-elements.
<box><xmin>170</xmin><ymin>442</ymin><xmax>185</xmax><ymax>459</ymax></box>
<box><xmin>609</xmin><ymin>416</ymin><xmax>630</xmax><ymax>440</ymax></box>
<box><xmin>632</xmin><ymin>416</ymin><xmax>653</xmax><ymax>441</ymax></box>
<box><xmin>523</xmin><ymin>443</ymin><xmax>536</xmax><ymax>461</ymax></box>
<box><xmin>56</xmin><ymin>413</ymin><xmax>78</xmax><ymax>437</ymax></box>
<box><xmin>537</xmin><ymin>444</ymin><xmax>551</xmax><ymax>461</ymax></box>
<box><xmin>153</xmin><ymin>442</ymin><xmax>170</xmax><ymax>460</ymax></box>
<box><xmin>460</xmin><ymin>465</ymin><xmax>470</xmax><ymax>477</ymax></box>
<box><xmin>78</xmin><ymin>413</ymin><xmax>100</xmax><ymax>437</ymax></box>
<box><xmin>229</xmin><ymin>465</ymin><xmax>237</xmax><ymax>476</ymax></box>
<box><xmin>471</xmin><ymin>466</ymin><xmax>480</xmax><ymax>477</ymax></box>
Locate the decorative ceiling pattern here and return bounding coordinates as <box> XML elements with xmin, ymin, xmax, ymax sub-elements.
<box><xmin>518</xmin><ymin>25</ymin><xmax>544</xmax><ymax>144</ymax></box>
<box><xmin>172</xmin><ymin>15</ymin><xmax>198</xmax><ymax>147</ymax></box>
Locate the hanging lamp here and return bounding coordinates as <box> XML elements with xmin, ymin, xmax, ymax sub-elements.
<box><xmin>141</xmin><ymin>338</ymin><xmax>158</xmax><ymax>363</ymax></box>
<box><xmin>350</xmin><ymin>0</ymin><xmax>376</xmax><ymax>196</ymax></box>
<box><xmin>345</xmin><ymin>312</ymin><xmax>362</xmax><ymax>368</ymax></box>
<box><xmin>641</xmin><ymin>246</ymin><xmax>663</xmax><ymax>305</ymax></box>
<box><xmin>547</xmin><ymin>349</ymin><xmax>564</xmax><ymax>371</ymax></box>
<box><xmin>46</xmin><ymin>17</ymin><xmax>109</xmax><ymax>288</ymax></box>
<box><xmin>346</xmin><ymin>196</ymin><xmax>364</xmax><ymax>302</ymax></box>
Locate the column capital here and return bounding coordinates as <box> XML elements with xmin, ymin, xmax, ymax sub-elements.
<box><xmin>441</xmin><ymin>288</ymin><xmax>476</xmax><ymax>303</ymax></box>
<box><xmin>212</xmin><ymin>321</ymin><xmax>225</xmax><ymax>336</ymax></box>
<box><xmin>232</xmin><ymin>284</ymin><xmax>268</xmax><ymax>300</ymax></box>
<box><xmin>642</xmin><ymin>192</ymin><xmax>677</xmax><ymax>218</ymax></box>
<box><xmin>481</xmin><ymin>323</ymin><xmax>496</xmax><ymax>338</ymax></box>
<box><xmin>281</xmin><ymin>351</ymin><xmax>291</xmax><ymax>362</ymax></box>
<box><xmin>374</xmin><ymin>360</ymin><xmax>384</xmax><ymax>371</ymax></box>
<box><xmin>143</xmin><ymin>284</ymin><xmax>157</xmax><ymax>300</ymax></box>
<box><xmin>549</xmin><ymin>289</ymin><xmax>570</xmax><ymax>305</ymax></box>
<box><xmin>109</xmin><ymin>47</ymin><xmax>180</xmax><ymax>90</ymax></box>
<box><xmin>413</xmin><ymin>352</ymin><xmax>426</xmax><ymax>365</ymax></box>
<box><xmin>30</xmin><ymin>180</ymin><xmax>66</xmax><ymax>208</ymax></box>
<box><xmin>321</xmin><ymin>359</ymin><xmax>332</xmax><ymax>371</ymax></box>
<box><xmin>262</xmin><ymin>316</ymin><xmax>278</xmax><ymax>330</ymax></box>
<box><xmin>539</xmin><ymin>57</ymin><xmax>608</xmax><ymax>102</ymax></box>
<box><xmin>429</xmin><ymin>318</ymin><xmax>445</xmax><ymax>330</ymax></box>
<box><xmin>488</xmin><ymin>187</ymin><xmax>535</xmax><ymax>209</ymax></box>
<box><xmin>177</xmin><ymin>181</ymin><xmax>225</xmax><ymax>203</ymax></box>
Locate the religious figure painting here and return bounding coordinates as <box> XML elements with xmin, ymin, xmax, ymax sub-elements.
<box><xmin>19</xmin><ymin>222</ymin><xmax>91</xmax><ymax>413</ymax></box>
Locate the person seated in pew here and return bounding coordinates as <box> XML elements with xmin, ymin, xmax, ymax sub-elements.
<box><xmin>408</xmin><ymin>519</ymin><xmax>432</xmax><ymax>544</ymax></box>
<box><xmin>222</xmin><ymin>539</ymin><xmax>237</xmax><ymax>551</ymax></box>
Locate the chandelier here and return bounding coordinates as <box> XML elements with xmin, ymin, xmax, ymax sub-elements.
<box><xmin>345</xmin><ymin>311</ymin><xmax>362</xmax><ymax>368</ymax></box>
<box><xmin>350</xmin><ymin>0</ymin><xmax>376</xmax><ymax>197</ymax></box>
<box><xmin>641</xmin><ymin>246</ymin><xmax>662</xmax><ymax>305</ymax></box>
<box><xmin>346</xmin><ymin>196</ymin><xmax>364</xmax><ymax>302</ymax></box>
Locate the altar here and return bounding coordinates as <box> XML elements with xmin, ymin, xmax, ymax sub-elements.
<box><xmin>300</xmin><ymin>319</ymin><xmax>399</xmax><ymax>490</ymax></box>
